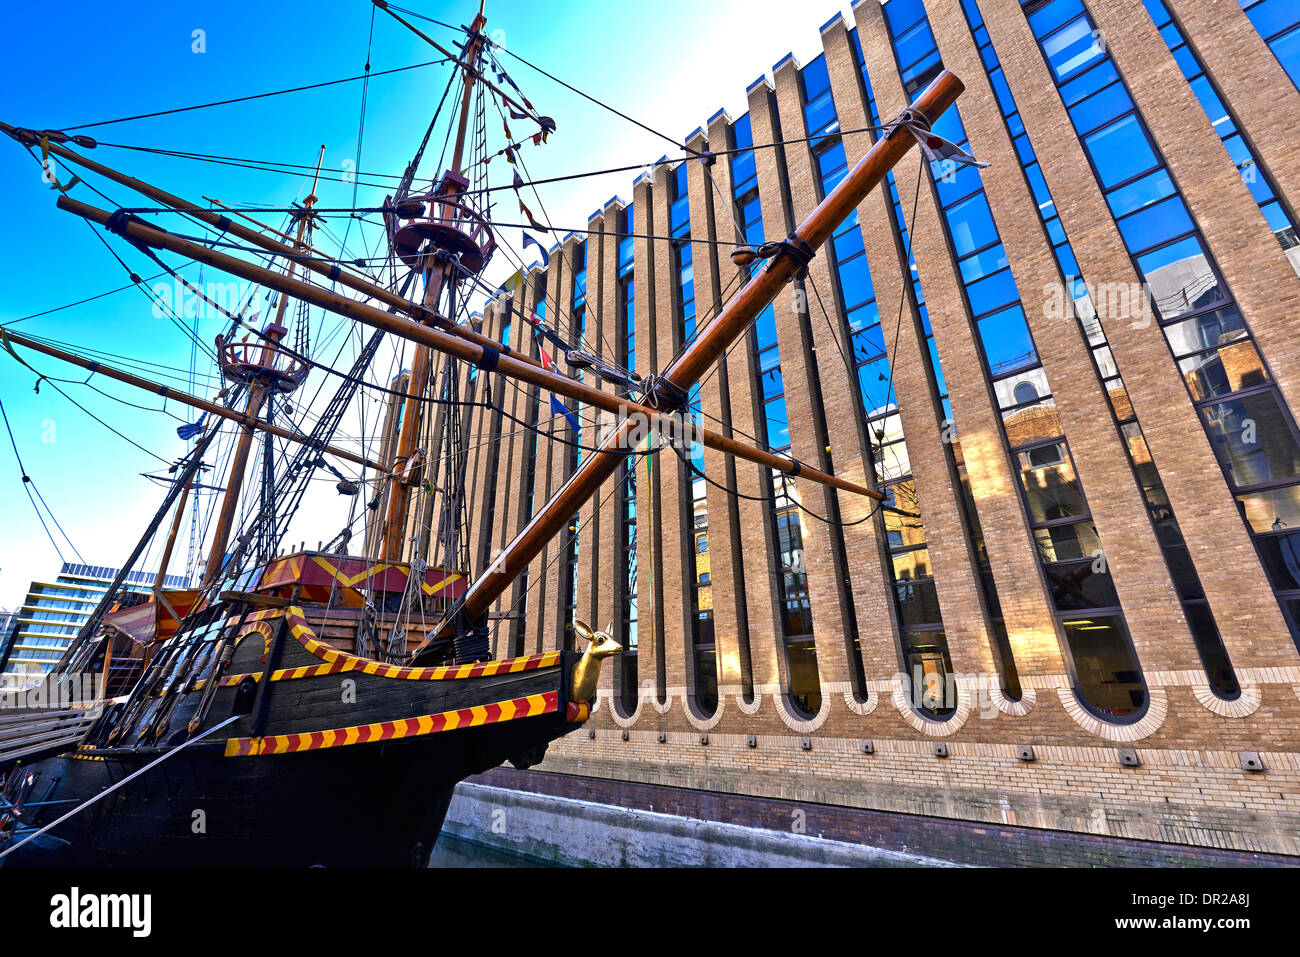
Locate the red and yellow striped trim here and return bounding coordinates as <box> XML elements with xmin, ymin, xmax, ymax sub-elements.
<box><xmin>258</xmin><ymin>554</ymin><xmax>464</xmax><ymax>599</ymax></box>
<box><xmin>215</xmin><ymin>606</ymin><xmax>562</xmax><ymax>685</ymax></box>
<box><xmin>223</xmin><ymin>690</ymin><xmax>559</xmax><ymax>757</ymax></box>
<box><xmin>566</xmin><ymin>700</ymin><xmax>590</xmax><ymax>723</ymax></box>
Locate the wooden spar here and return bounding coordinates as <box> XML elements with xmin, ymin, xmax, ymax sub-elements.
<box><xmin>0</xmin><ymin>123</ymin><xmax>535</xmax><ymax>373</ymax></box>
<box><xmin>0</xmin><ymin>329</ymin><xmax>382</xmax><ymax>471</ymax></box>
<box><xmin>204</xmin><ymin>377</ymin><xmax>266</xmax><ymax>584</ymax></box>
<box><xmin>377</xmin><ymin>4</ymin><xmax>489</xmax><ymax>562</ymax></box>
<box><xmin>52</xmin><ymin>196</ymin><xmax>875</xmax><ymax>500</ymax></box>
<box><xmin>202</xmin><ymin>196</ymin><xmax>376</xmax><ymax>287</ymax></box>
<box><xmin>205</xmin><ymin>161</ymin><xmax>325</xmax><ymax>584</ymax></box>
<box><xmin>409</xmin><ymin>70</ymin><xmax>967</xmax><ymax>658</ymax></box>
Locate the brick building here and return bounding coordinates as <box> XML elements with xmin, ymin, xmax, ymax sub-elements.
<box><xmin>451</xmin><ymin>0</ymin><xmax>1300</xmax><ymax>861</ymax></box>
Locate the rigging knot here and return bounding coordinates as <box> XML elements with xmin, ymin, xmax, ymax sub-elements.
<box><xmin>639</xmin><ymin>374</ymin><xmax>691</xmax><ymax>416</ymax></box>
<box><xmin>755</xmin><ymin>233</ymin><xmax>816</xmax><ymax>280</ymax></box>
<box><xmin>105</xmin><ymin>208</ymin><xmax>163</xmax><ymax>247</ymax></box>
<box><xmin>884</xmin><ymin>105</ymin><xmax>990</xmax><ymax>171</ymax></box>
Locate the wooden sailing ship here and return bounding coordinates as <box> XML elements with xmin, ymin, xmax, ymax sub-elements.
<box><xmin>0</xmin><ymin>0</ymin><xmax>967</xmax><ymax>866</ymax></box>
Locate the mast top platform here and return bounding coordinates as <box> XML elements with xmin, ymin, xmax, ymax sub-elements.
<box><xmin>216</xmin><ymin>321</ymin><xmax>307</xmax><ymax>394</ymax></box>
<box><xmin>391</xmin><ymin>173</ymin><xmax>497</xmax><ymax>275</ymax></box>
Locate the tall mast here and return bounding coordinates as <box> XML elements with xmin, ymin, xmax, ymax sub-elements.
<box><xmin>377</xmin><ymin>3</ymin><xmax>489</xmax><ymax>563</ymax></box>
<box><xmin>153</xmin><ymin>477</ymin><xmax>192</xmax><ymax>591</ymax></box>
<box><xmin>203</xmin><ymin>149</ymin><xmax>325</xmax><ymax>584</ymax></box>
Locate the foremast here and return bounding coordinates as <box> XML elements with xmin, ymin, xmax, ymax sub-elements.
<box><xmin>377</xmin><ymin>1</ymin><xmax>493</xmax><ymax>565</ymax></box>
<box><xmin>203</xmin><ymin>148</ymin><xmax>325</xmax><ymax>584</ymax></box>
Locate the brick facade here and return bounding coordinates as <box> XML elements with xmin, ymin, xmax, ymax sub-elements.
<box><xmin>456</xmin><ymin>0</ymin><xmax>1300</xmax><ymax>859</ymax></box>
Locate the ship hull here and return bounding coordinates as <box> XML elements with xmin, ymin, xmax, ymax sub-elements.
<box><xmin>3</xmin><ymin>713</ymin><xmax>569</xmax><ymax>867</ymax></box>
<box><xmin>1</xmin><ymin>605</ymin><xmax>584</xmax><ymax>867</ymax></box>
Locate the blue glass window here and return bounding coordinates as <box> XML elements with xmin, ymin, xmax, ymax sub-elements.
<box><xmin>1083</xmin><ymin>115</ymin><xmax>1158</xmax><ymax>188</ymax></box>
<box><xmin>1240</xmin><ymin>0</ymin><xmax>1300</xmax><ymax>89</ymax></box>
<box><xmin>1042</xmin><ymin>15</ymin><xmax>1105</xmax><ymax>80</ymax></box>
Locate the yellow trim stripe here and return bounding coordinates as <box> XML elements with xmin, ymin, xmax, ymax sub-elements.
<box><xmin>223</xmin><ymin>690</ymin><xmax>559</xmax><ymax>757</ymax></box>
<box><xmin>216</xmin><ymin>606</ymin><xmax>561</xmax><ymax>686</ymax></box>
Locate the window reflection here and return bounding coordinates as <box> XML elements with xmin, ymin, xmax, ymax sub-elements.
<box><xmin>1045</xmin><ymin>558</ymin><xmax>1122</xmax><ymax>611</ymax></box>
<box><xmin>1238</xmin><ymin>486</ymin><xmax>1300</xmax><ymax>533</ymax></box>
<box><xmin>1033</xmin><ymin>521</ymin><xmax>1102</xmax><ymax>562</ymax></box>
<box><xmin>1061</xmin><ymin>616</ymin><xmax>1146</xmax><ymax>717</ymax></box>
<box><xmin>1201</xmin><ymin>391</ymin><xmax>1300</xmax><ymax>488</ymax></box>
<box><xmin>1018</xmin><ymin>443</ymin><xmax>1089</xmax><ymax>523</ymax></box>
<box><xmin>1137</xmin><ymin>236</ymin><xmax>1227</xmax><ymax>321</ymax></box>
<box><xmin>1043</xmin><ymin>15</ymin><xmax>1105</xmax><ymax>79</ymax></box>
<box><xmin>786</xmin><ymin>638</ymin><xmax>822</xmax><ymax>716</ymax></box>
<box><xmin>902</xmin><ymin>630</ymin><xmax>955</xmax><ymax>716</ymax></box>
<box><xmin>1083</xmin><ymin>114</ymin><xmax>1158</xmax><ymax>188</ymax></box>
<box><xmin>993</xmin><ymin>366</ymin><xmax>1051</xmax><ymax>409</ymax></box>
<box><xmin>1180</xmin><ymin>340</ymin><xmax>1269</xmax><ymax>402</ymax></box>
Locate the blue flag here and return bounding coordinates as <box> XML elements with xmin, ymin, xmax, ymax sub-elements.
<box><xmin>522</xmin><ymin>231</ymin><xmax>550</xmax><ymax>266</ymax></box>
<box><xmin>176</xmin><ymin>413</ymin><xmax>207</xmax><ymax>440</ymax></box>
<box><xmin>550</xmin><ymin>394</ymin><xmax>578</xmax><ymax>432</ymax></box>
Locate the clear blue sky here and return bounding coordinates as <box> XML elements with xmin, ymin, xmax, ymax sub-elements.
<box><xmin>0</xmin><ymin>0</ymin><xmax>849</xmax><ymax>609</ymax></box>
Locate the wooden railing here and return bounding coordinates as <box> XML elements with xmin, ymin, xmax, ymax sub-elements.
<box><xmin>0</xmin><ymin>708</ymin><xmax>97</xmax><ymax>770</ymax></box>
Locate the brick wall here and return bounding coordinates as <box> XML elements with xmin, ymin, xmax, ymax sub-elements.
<box><xmin>459</xmin><ymin>0</ymin><xmax>1300</xmax><ymax>857</ymax></box>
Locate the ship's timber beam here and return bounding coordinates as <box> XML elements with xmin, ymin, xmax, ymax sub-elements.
<box><xmin>408</xmin><ymin>70</ymin><xmax>966</xmax><ymax>661</ymax></box>
<box><xmin>0</xmin><ymin>122</ymin><xmax>530</xmax><ymax>371</ymax></box>
<box><xmin>52</xmin><ymin>195</ymin><xmax>875</xmax><ymax>502</ymax></box>
<box><xmin>0</xmin><ymin>328</ymin><xmax>382</xmax><ymax>472</ymax></box>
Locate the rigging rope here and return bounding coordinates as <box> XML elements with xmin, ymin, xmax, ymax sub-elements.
<box><xmin>54</xmin><ymin>60</ymin><xmax>452</xmax><ymax>132</ymax></box>
<box><xmin>0</xmin><ymin>396</ymin><xmax>86</xmax><ymax>564</ymax></box>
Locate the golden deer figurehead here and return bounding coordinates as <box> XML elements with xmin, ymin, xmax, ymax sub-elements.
<box><xmin>570</xmin><ymin>619</ymin><xmax>622</xmax><ymax>703</ymax></box>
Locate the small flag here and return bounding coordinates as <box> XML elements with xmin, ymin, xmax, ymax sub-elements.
<box><xmin>497</xmin><ymin>268</ymin><xmax>523</xmax><ymax>296</ymax></box>
<box><xmin>908</xmin><ymin>127</ymin><xmax>989</xmax><ymax>169</ymax></box>
<box><xmin>522</xmin><ymin>231</ymin><xmax>550</xmax><ymax>265</ymax></box>
<box><xmin>550</xmin><ymin>394</ymin><xmax>579</xmax><ymax>431</ymax></box>
<box><xmin>537</xmin><ymin>347</ymin><xmax>579</xmax><ymax>431</ymax></box>
<box><xmin>177</xmin><ymin>414</ymin><xmax>207</xmax><ymax>440</ymax></box>
<box><xmin>518</xmin><ymin>198</ymin><xmax>547</xmax><ymax>232</ymax></box>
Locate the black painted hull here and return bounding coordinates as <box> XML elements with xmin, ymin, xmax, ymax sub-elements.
<box><xmin>3</xmin><ymin>712</ymin><xmax>571</xmax><ymax>867</ymax></box>
<box><xmin>1</xmin><ymin>606</ymin><xmax>582</xmax><ymax>867</ymax></box>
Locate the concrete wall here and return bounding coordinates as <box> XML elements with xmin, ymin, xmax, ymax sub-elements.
<box><xmin>441</xmin><ymin>781</ymin><xmax>959</xmax><ymax>868</ymax></box>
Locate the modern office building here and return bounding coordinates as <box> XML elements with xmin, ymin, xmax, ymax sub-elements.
<box><xmin>0</xmin><ymin>562</ymin><xmax>187</xmax><ymax>679</ymax></box>
<box><xmin>448</xmin><ymin>0</ymin><xmax>1300</xmax><ymax>863</ymax></box>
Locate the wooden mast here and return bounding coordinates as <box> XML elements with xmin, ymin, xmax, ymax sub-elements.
<box><xmin>202</xmin><ymin>333</ymin><xmax>271</xmax><ymax>584</ymax></box>
<box><xmin>407</xmin><ymin>70</ymin><xmax>968</xmax><ymax>659</ymax></box>
<box><xmin>203</xmin><ymin>150</ymin><xmax>325</xmax><ymax>585</ymax></box>
<box><xmin>377</xmin><ymin>1</ymin><xmax>489</xmax><ymax>562</ymax></box>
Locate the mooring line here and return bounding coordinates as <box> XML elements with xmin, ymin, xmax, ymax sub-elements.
<box><xmin>0</xmin><ymin>714</ymin><xmax>240</xmax><ymax>860</ymax></box>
